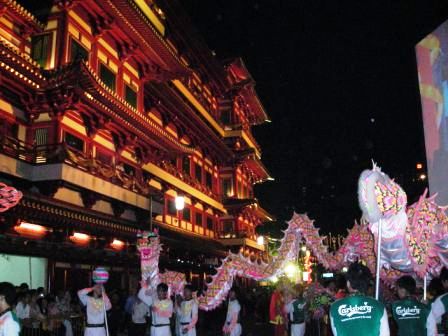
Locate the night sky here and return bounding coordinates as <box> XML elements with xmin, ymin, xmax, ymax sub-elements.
<box><xmin>181</xmin><ymin>0</ymin><xmax>448</xmax><ymax>233</ymax></box>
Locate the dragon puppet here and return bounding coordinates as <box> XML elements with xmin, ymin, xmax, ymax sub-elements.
<box><xmin>294</xmin><ymin>164</ymin><xmax>448</xmax><ymax>283</ymax></box>
<box><xmin>137</xmin><ymin>214</ymin><xmax>303</xmax><ymax>311</ymax></box>
<box><xmin>358</xmin><ymin>163</ymin><xmax>448</xmax><ymax>278</ymax></box>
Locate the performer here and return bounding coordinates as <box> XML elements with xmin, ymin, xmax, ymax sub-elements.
<box><xmin>329</xmin><ymin>263</ymin><xmax>390</xmax><ymax>336</ymax></box>
<box><xmin>391</xmin><ymin>276</ymin><xmax>436</xmax><ymax>336</ymax></box>
<box><xmin>285</xmin><ymin>285</ymin><xmax>307</xmax><ymax>336</ymax></box>
<box><xmin>270</xmin><ymin>281</ymin><xmax>288</xmax><ymax>336</ymax></box>
<box><xmin>175</xmin><ymin>285</ymin><xmax>198</xmax><ymax>336</ymax></box>
<box><xmin>130</xmin><ymin>296</ymin><xmax>149</xmax><ymax>336</ymax></box>
<box><xmin>430</xmin><ymin>268</ymin><xmax>448</xmax><ymax>336</ymax></box>
<box><xmin>0</xmin><ymin>282</ymin><xmax>20</xmax><ymax>336</ymax></box>
<box><xmin>77</xmin><ymin>284</ymin><xmax>112</xmax><ymax>336</ymax></box>
<box><xmin>223</xmin><ymin>287</ymin><xmax>242</xmax><ymax>336</ymax></box>
<box><xmin>138</xmin><ymin>282</ymin><xmax>173</xmax><ymax>336</ymax></box>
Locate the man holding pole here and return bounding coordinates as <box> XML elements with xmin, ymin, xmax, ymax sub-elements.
<box><xmin>78</xmin><ymin>284</ymin><xmax>112</xmax><ymax>336</ymax></box>
<box><xmin>329</xmin><ymin>263</ymin><xmax>389</xmax><ymax>336</ymax></box>
<box><xmin>392</xmin><ymin>275</ymin><xmax>436</xmax><ymax>336</ymax></box>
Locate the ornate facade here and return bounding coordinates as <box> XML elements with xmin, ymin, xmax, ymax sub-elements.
<box><xmin>0</xmin><ymin>0</ymin><xmax>272</xmax><ymax>289</ymax></box>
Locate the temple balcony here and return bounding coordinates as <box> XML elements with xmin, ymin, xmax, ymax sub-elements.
<box><xmin>217</xmin><ymin>229</ymin><xmax>265</xmax><ymax>252</ymax></box>
<box><xmin>0</xmin><ymin>135</ymin><xmax>219</xmax><ymax>211</ymax></box>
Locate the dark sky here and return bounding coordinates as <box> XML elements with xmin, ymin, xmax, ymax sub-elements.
<box><xmin>181</xmin><ymin>0</ymin><xmax>448</xmax><ymax>233</ymax></box>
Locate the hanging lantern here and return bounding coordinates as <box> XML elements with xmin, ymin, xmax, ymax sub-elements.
<box><xmin>110</xmin><ymin>239</ymin><xmax>125</xmax><ymax>251</ymax></box>
<box><xmin>69</xmin><ymin>232</ymin><xmax>91</xmax><ymax>245</ymax></box>
<box><xmin>14</xmin><ymin>222</ymin><xmax>47</xmax><ymax>239</ymax></box>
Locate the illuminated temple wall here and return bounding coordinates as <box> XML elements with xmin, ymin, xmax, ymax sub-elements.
<box><xmin>0</xmin><ymin>0</ymin><xmax>272</xmax><ymax>282</ymax></box>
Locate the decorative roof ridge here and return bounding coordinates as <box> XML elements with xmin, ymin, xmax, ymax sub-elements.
<box><xmin>0</xmin><ymin>0</ymin><xmax>45</xmax><ymax>29</ymax></box>
<box><xmin>104</xmin><ymin>0</ymin><xmax>188</xmax><ymax>74</ymax></box>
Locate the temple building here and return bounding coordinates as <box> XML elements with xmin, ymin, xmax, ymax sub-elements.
<box><xmin>0</xmin><ymin>0</ymin><xmax>273</xmax><ymax>291</ymax></box>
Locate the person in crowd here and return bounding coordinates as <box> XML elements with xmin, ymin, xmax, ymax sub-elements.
<box><xmin>223</xmin><ymin>287</ymin><xmax>242</xmax><ymax>336</ymax></box>
<box><xmin>329</xmin><ymin>262</ymin><xmax>390</xmax><ymax>336</ymax></box>
<box><xmin>56</xmin><ymin>290</ymin><xmax>74</xmax><ymax>336</ymax></box>
<box><xmin>285</xmin><ymin>284</ymin><xmax>307</xmax><ymax>336</ymax></box>
<box><xmin>431</xmin><ymin>268</ymin><xmax>448</xmax><ymax>335</ymax></box>
<box><xmin>107</xmin><ymin>291</ymin><xmax>123</xmax><ymax>336</ymax></box>
<box><xmin>130</xmin><ymin>295</ymin><xmax>149</xmax><ymax>336</ymax></box>
<box><xmin>138</xmin><ymin>282</ymin><xmax>173</xmax><ymax>336</ymax></box>
<box><xmin>391</xmin><ymin>275</ymin><xmax>436</xmax><ymax>336</ymax></box>
<box><xmin>15</xmin><ymin>291</ymin><xmax>30</xmax><ymax>325</ymax></box>
<box><xmin>0</xmin><ymin>282</ymin><xmax>20</xmax><ymax>336</ymax></box>
<box><xmin>46</xmin><ymin>296</ymin><xmax>66</xmax><ymax>336</ymax></box>
<box><xmin>270</xmin><ymin>281</ymin><xmax>288</xmax><ymax>336</ymax></box>
<box><xmin>176</xmin><ymin>284</ymin><xmax>198</xmax><ymax>336</ymax></box>
<box><xmin>78</xmin><ymin>284</ymin><xmax>112</xmax><ymax>336</ymax></box>
<box><xmin>124</xmin><ymin>288</ymin><xmax>137</xmax><ymax>331</ymax></box>
<box><xmin>18</xmin><ymin>283</ymin><xmax>29</xmax><ymax>294</ymax></box>
<box><xmin>29</xmin><ymin>290</ymin><xmax>46</xmax><ymax>330</ymax></box>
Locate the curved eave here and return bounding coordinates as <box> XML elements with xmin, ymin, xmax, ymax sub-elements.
<box><xmin>0</xmin><ymin>0</ymin><xmax>45</xmax><ymax>31</ymax></box>
<box><xmin>0</xmin><ymin>38</ymin><xmax>46</xmax><ymax>87</ymax></box>
<box><xmin>44</xmin><ymin>61</ymin><xmax>194</xmax><ymax>155</ymax></box>
<box><xmin>100</xmin><ymin>0</ymin><xmax>188</xmax><ymax>75</ymax></box>
<box><xmin>241</xmin><ymin>85</ymin><xmax>269</xmax><ymax>125</ymax></box>
<box><xmin>241</xmin><ymin>153</ymin><xmax>272</xmax><ymax>182</ymax></box>
<box><xmin>147</xmin><ymin>82</ymin><xmax>235</xmax><ymax>162</ymax></box>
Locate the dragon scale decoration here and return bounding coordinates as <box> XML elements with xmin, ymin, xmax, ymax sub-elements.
<box><xmin>0</xmin><ymin>183</ymin><xmax>22</xmax><ymax>212</ymax></box>
<box><xmin>137</xmin><ymin>216</ymin><xmax>303</xmax><ymax>311</ymax></box>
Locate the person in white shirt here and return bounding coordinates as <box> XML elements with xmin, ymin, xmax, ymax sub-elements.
<box><xmin>223</xmin><ymin>287</ymin><xmax>242</xmax><ymax>336</ymax></box>
<box><xmin>0</xmin><ymin>282</ymin><xmax>20</xmax><ymax>336</ymax></box>
<box><xmin>175</xmin><ymin>285</ymin><xmax>198</xmax><ymax>336</ymax></box>
<box><xmin>138</xmin><ymin>282</ymin><xmax>173</xmax><ymax>336</ymax></box>
<box><xmin>77</xmin><ymin>284</ymin><xmax>112</xmax><ymax>336</ymax></box>
<box><xmin>130</xmin><ymin>296</ymin><xmax>149</xmax><ymax>336</ymax></box>
<box><xmin>15</xmin><ymin>292</ymin><xmax>30</xmax><ymax>321</ymax></box>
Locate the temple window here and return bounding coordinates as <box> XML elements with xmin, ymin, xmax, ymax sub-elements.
<box><xmin>122</xmin><ymin>163</ymin><xmax>135</xmax><ymax>176</ymax></box>
<box><xmin>31</xmin><ymin>33</ymin><xmax>51</xmax><ymax>68</ymax></box>
<box><xmin>195</xmin><ymin>164</ymin><xmax>202</xmax><ymax>182</ymax></box>
<box><xmin>206</xmin><ymin>216</ymin><xmax>214</xmax><ymax>231</ymax></box>
<box><xmin>64</xmin><ymin>132</ymin><xmax>84</xmax><ymax>152</ymax></box>
<box><xmin>182</xmin><ymin>157</ymin><xmax>190</xmax><ymax>175</ymax></box>
<box><xmin>195</xmin><ymin>212</ymin><xmax>203</xmax><ymax>226</ymax></box>
<box><xmin>95</xmin><ymin>150</ymin><xmax>113</xmax><ymax>165</ymax></box>
<box><xmin>205</xmin><ymin>171</ymin><xmax>212</xmax><ymax>190</ymax></box>
<box><xmin>34</xmin><ymin>128</ymin><xmax>48</xmax><ymax>146</ymax></box>
<box><xmin>125</xmin><ymin>84</ymin><xmax>137</xmax><ymax>108</ymax></box>
<box><xmin>167</xmin><ymin>199</ymin><xmax>177</xmax><ymax>216</ymax></box>
<box><xmin>183</xmin><ymin>207</ymin><xmax>191</xmax><ymax>222</ymax></box>
<box><xmin>222</xmin><ymin>178</ymin><xmax>233</xmax><ymax>197</ymax></box>
<box><xmin>99</xmin><ymin>63</ymin><xmax>116</xmax><ymax>91</ymax></box>
<box><xmin>70</xmin><ymin>38</ymin><xmax>89</xmax><ymax>62</ymax></box>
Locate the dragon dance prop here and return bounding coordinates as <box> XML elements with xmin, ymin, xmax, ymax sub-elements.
<box><xmin>137</xmin><ymin>216</ymin><xmax>303</xmax><ymax>311</ymax></box>
<box><xmin>358</xmin><ymin>164</ymin><xmax>448</xmax><ymax>280</ymax></box>
<box><xmin>294</xmin><ymin>164</ymin><xmax>448</xmax><ymax>293</ymax></box>
<box><xmin>0</xmin><ymin>182</ymin><xmax>22</xmax><ymax>212</ymax></box>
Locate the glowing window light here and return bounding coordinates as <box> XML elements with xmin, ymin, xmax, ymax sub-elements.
<box><xmin>175</xmin><ymin>196</ymin><xmax>185</xmax><ymax>210</ymax></box>
<box><xmin>110</xmin><ymin>239</ymin><xmax>125</xmax><ymax>250</ymax></box>
<box><xmin>416</xmin><ymin>163</ymin><xmax>423</xmax><ymax>170</ymax></box>
<box><xmin>257</xmin><ymin>236</ymin><xmax>264</xmax><ymax>246</ymax></box>
<box><xmin>419</xmin><ymin>174</ymin><xmax>427</xmax><ymax>180</ymax></box>
<box><xmin>70</xmin><ymin>232</ymin><xmax>91</xmax><ymax>245</ymax></box>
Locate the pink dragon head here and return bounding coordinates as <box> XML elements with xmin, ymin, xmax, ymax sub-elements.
<box><xmin>358</xmin><ymin>163</ymin><xmax>407</xmax><ymax>223</ymax></box>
